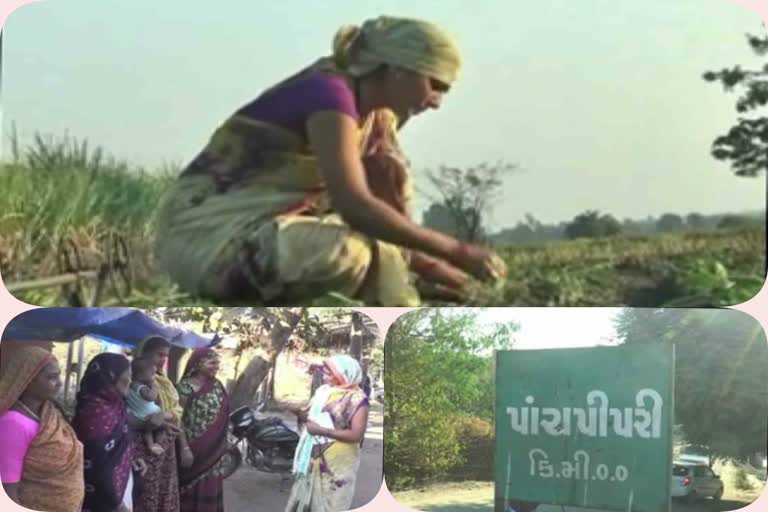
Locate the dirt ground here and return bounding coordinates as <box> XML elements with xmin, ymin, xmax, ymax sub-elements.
<box><xmin>224</xmin><ymin>401</ymin><xmax>383</xmax><ymax>512</ymax></box>
<box><xmin>392</xmin><ymin>481</ymin><xmax>759</xmax><ymax>512</ymax></box>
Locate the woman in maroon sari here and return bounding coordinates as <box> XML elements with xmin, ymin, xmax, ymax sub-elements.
<box><xmin>176</xmin><ymin>348</ymin><xmax>231</xmax><ymax>512</ymax></box>
<box><xmin>73</xmin><ymin>353</ymin><xmax>147</xmax><ymax>512</ymax></box>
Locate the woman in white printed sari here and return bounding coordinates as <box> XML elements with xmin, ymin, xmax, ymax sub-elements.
<box><xmin>285</xmin><ymin>355</ymin><xmax>369</xmax><ymax>512</ymax></box>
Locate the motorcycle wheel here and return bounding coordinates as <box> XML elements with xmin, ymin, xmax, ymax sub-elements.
<box><xmin>219</xmin><ymin>446</ymin><xmax>243</xmax><ymax>479</ymax></box>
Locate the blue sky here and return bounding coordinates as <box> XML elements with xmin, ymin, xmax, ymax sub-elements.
<box><xmin>3</xmin><ymin>0</ymin><xmax>766</xmax><ymax>225</ymax></box>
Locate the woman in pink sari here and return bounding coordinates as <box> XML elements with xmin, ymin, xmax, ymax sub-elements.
<box><xmin>176</xmin><ymin>348</ymin><xmax>231</xmax><ymax>512</ymax></box>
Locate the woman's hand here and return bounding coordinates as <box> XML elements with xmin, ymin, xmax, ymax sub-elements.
<box><xmin>179</xmin><ymin>447</ymin><xmax>194</xmax><ymax>469</ymax></box>
<box><xmin>133</xmin><ymin>458</ymin><xmax>148</xmax><ymax>477</ymax></box>
<box><xmin>410</xmin><ymin>252</ymin><xmax>470</xmax><ymax>295</ymax></box>
<box><xmin>164</xmin><ymin>422</ymin><xmax>182</xmax><ymax>437</ymax></box>
<box><xmin>427</xmin><ymin>260</ymin><xmax>471</xmax><ymax>289</ymax></box>
<box><xmin>305</xmin><ymin>421</ymin><xmax>328</xmax><ymax>437</ymax></box>
<box><xmin>450</xmin><ymin>244</ymin><xmax>507</xmax><ymax>283</ymax></box>
<box><xmin>307</xmin><ymin>112</ymin><xmax>482</xmax><ymax>264</ymax></box>
<box><xmin>116</xmin><ymin>504</ymin><xmax>131</xmax><ymax>512</ymax></box>
<box><xmin>147</xmin><ymin>413</ymin><xmax>165</xmax><ymax>429</ymax></box>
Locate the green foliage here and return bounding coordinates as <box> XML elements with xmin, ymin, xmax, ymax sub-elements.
<box><xmin>422</xmin><ymin>202</ymin><xmax>468</xmax><ymax>239</ymax></box>
<box><xmin>0</xmin><ymin>135</ymin><xmax>173</xmax><ymax>291</ymax></box>
<box><xmin>448</xmin><ymin>416</ymin><xmax>495</xmax><ymax>481</ymax></box>
<box><xmin>1</xmin><ymin>133</ymin><xmax>763</xmax><ymax>308</ymax></box>
<box><xmin>668</xmin><ymin>259</ymin><xmax>764</xmax><ymax>307</ymax></box>
<box><xmin>384</xmin><ymin>309</ymin><xmax>518</xmax><ymax>490</ymax></box>
<box><xmin>733</xmin><ymin>467</ymin><xmax>754</xmax><ymax>491</ymax></box>
<box><xmin>703</xmin><ymin>34</ymin><xmax>768</xmax><ymax>176</ymax></box>
<box><xmin>492</xmin><ymin>211</ymin><xmax>764</xmax><ymax>245</ymax></box>
<box><xmin>486</xmin><ymin>229</ymin><xmax>761</xmax><ymax>307</ymax></box>
<box><xmin>13</xmin><ymin>131</ymin><xmax>130</xmax><ymax>175</ymax></box>
<box><xmin>615</xmin><ymin>308</ymin><xmax>768</xmax><ymax>460</ymax></box>
<box><xmin>384</xmin><ymin>408</ymin><xmax>463</xmax><ymax>490</ymax></box>
<box><xmin>564</xmin><ymin>210</ymin><xmax>622</xmax><ymax>239</ymax></box>
<box><xmin>657</xmin><ymin>213</ymin><xmax>684</xmax><ymax>233</ymax></box>
<box><xmin>717</xmin><ymin>214</ymin><xmax>761</xmax><ymax>230</ymax></box>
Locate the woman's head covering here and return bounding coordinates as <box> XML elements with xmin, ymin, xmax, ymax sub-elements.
<box><xmin>324</xmin><ymin>354</ymin><xmax>363</xmax><ymax>390</ymax></box>
<box><xmin>72</xmin><ymin>354</ymin><xmax>134</xmax><ymax>512</ymax></box>
<box><xmin>76</xmin><ymin>353</ymin><xmax>130</xmax><ymax>406</ymax></box>
<box><xmin>0</xmin><ymin>345</ymin><xmax>55</xmax><ymax>415</ymax></box>
<box><xmin>182</xmin><ymin>347</ymin><xmax>218</xmax><ymax>380</ymax></box>
<box><xmin>137</xmin><ymin>336</ymin><xmax>171</xmax><ymax>358</ymax></box>
<box><xmin>330</xmin><ymin>15</ymin><xmax>462</xmax><ymax>85</ymax></box>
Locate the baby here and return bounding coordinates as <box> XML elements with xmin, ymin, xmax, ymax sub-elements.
<box><xmin>127</xmin><ymin>357</ymin><xmax>174</xmax><ymax>455</ymax></box>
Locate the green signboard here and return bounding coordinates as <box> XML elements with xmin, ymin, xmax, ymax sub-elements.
<box><xmin>495</xmin><ymin>345</ymin><xmax>674</xmax><ymax>512</ymax></box>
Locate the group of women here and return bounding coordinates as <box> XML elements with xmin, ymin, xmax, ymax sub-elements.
<box><xmin>0</xmin><ymin>337</ymin><xmax>228</xmax><ymax>512</ymax></box>
<box><xmin>0</xmin><ymin>338</ymin><xmax>369</xmax><ymax>512</ymax></box>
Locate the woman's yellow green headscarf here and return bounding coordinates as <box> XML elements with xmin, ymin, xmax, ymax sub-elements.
<box><xmin>330</xmin><ymin>15</ymin><xmax>462</xmax><ymax>85</ymax></box>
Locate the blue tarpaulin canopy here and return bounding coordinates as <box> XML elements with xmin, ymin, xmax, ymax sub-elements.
<box><xmin>2</xmin><ymin>307</ymin><xmax>220</xmax><ymax>350</ymax></box>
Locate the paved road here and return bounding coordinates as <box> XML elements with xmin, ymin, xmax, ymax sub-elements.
<box><xmin>535</xmin><ymin>500</ymin><xmax>749</xmax><ymax>512</ymax></box>
<box><xmin>402</xmin><ymin>499</ymin><xmax>752</xmax><ymax>512</ymax></box>
<box><xmin>394</xmin><ymin>483</ymin><xmax>753</xmax><ymax>512</ymax></box>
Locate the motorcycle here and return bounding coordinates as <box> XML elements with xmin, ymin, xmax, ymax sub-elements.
<box><xmin>219</xmin><ymin>404</ymin><xmax>301</xmax><ymax>479</ymax></box>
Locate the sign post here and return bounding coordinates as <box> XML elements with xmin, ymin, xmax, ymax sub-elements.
<box><xmin>495</xmin><ymin>344</ymin><xmax>674</xmax><ymax>512</ymax></box>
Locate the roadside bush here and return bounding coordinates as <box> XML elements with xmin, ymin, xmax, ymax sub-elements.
<box><xmin>448</xmin><ymin>416</ymin><xmax>495</xmax><ymax>481</ymax></box>
<box><xmin>385</xmin><ymin>412</ymin><xmax>462</xmax><ymax>490</ymax></box>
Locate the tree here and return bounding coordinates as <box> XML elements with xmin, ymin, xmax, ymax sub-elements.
<box><xmin>564</xmin><ymin>210</ymin><xmax>622</xmax><ymax>239</ymax></box>
<box><xmin>151</xmin><ymin>307</ymin><xmax>377</xmax><ymax>408</ymax></box>
<box><xmin>685</xmin><ymin>213</ymin><xmax>707</xmax><ymax>231</ymax></box>
<box><xmin>615</xmin><ymin>308</ymin><xmax>768</xmax><ymax>460</ymax></box>
<box><xmin>657</xmin><ymin>213</ymin><xmax>684</xmax><ymax>233</ymax></box>
<box><xmin>717</xmin><ymin>214</ymin><xmax>756</xmax><ymax>230</ymax></box>
<box><xmin>423</xmin><ymin>161</ymin><xmax>517</xmax><ymax>242</ymax></box>
<box><xmin>384</xmin><ymin>309</ymin><xmax>518</xmax><ymax>489</ymax></box>
<box><xmin>422</xmin><ymin>202</ymin><xmax>461</xmax><ymax>237</ymax></box>
<box><xmin>703</xmin><ymin>34</ymin><xmax>768</xmax><ymax>177</ymax></box>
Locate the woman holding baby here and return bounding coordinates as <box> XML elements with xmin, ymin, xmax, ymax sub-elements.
<box><xmin>75</xmin><ymin>337</ymin><xmax>227</xmax><ymax>512</ymax></box>
<box><xmin>74</xmin><ymin>336</ymin><xmax>188</xmax><ymax>512</ymax></box>
<box><xmin>285</xmin><ymin>354</ymin><xmax>370</xmax><ymax>512</ymax></box>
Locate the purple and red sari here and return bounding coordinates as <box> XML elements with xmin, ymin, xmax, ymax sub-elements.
<box><xmin>73</xmin><ymin>353</ymin><xmax>139</xmax><ymax>512</ymax></box>
<box><xmin>177</xmin><ymin>349</ymin><xmax>230</xmax><ymax>512</ymax></box>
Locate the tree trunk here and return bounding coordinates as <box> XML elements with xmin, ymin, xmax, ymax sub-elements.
<box><xmin>265</xmin><ymin>308</ymin><xmax>304</xmax><ymax>406</ymax></box>
<box><xmin>233</xmin><ymin>342</ymin><xmax>247</xmax><ymax>379</ymax></box>
<box><xmin>266</xmin><ymin>353</ymin><xmax>279</xmax><ymax>406</ymax></box>
<box><xmin>228</xmin><ymin>355</ymin><xmax>271</xmax><ymax>411</ymax></box>
<box><xmin>350</xmin><ymin>312</ymin><xmax>364</xmax><ymax>362</ymax></box>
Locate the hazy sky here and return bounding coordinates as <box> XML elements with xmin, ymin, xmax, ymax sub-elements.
<box><xmin>3</xmin><ymin>0</ymin><xmax>766</xmax><ymax>225</ymax></box>
<box><xmin>476</xmin><ymin>308</ymin><xmax>621</xmax><ymax>349</ymax></box>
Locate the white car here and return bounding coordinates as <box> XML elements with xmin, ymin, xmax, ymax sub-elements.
<box><xmin>671</xmin><ymin>461</ymin><xmax>724</xmax><ymax>501</ymax></box>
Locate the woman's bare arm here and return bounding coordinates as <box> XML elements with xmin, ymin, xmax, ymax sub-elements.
<box><xmin>306</xmin><ymin>111</ymin><xmax>506</xmax><ymax>281</ymax></box>
<box><xmin>410</xmin><ymin>251</ymin><xmax>469</xmax><ymax>289</ymax></box>
<box><xmin>308</xmin><ymin>113</ymin><xmax>459</xmax><ymax>259</ymax></box>
<box><xmin>307</xmin><ymin>405</ymin><xmax>369</xmax><ymax>444</ymax></box>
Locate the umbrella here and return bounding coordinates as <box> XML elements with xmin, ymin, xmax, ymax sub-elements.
<box><xmin>2</xmin><ymin>307</ymin><xmax>220</xmax><ymax>349</ymax></box>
